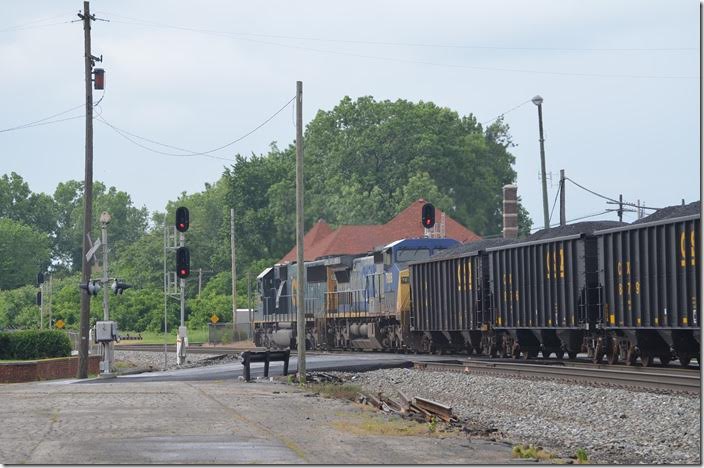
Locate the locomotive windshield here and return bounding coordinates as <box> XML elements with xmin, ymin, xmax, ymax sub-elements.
<box><xmin>396</xmin><ymin>248</ymin><xmax>431</xmax><ymax>263</ymax></box>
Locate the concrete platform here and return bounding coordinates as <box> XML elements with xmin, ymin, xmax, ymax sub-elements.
<box><xmin>0</xmin><ymin>374</ymin><xmax>515</xmax><ymax>464</ymax></box>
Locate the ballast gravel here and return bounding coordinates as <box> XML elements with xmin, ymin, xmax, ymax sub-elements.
<box><xmin>351</xmin><ymin>368</ymin><xmax>700</xmax><ymax>465</ymax></box>
<box><xmin>114</xmin><ymin>349</ymin><xmax>233</xmax><ymax>372</ymax></box>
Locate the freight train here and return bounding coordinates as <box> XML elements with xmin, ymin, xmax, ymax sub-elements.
<box><xmin>253</xmin><ymin>202</ymin><xmax>700</xmax><ymax>367</ymax></box>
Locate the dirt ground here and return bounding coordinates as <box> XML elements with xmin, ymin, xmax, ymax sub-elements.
<box><xmin>0</xmin><ymin>377</ymin><xmax>518</xmax><ymax>464</ymax></box>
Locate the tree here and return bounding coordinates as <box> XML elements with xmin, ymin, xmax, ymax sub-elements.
<box><xmin>0</xmin><ymin>219</ymin><xmax>51</xmax><ymax>290</ymax></box>
<box><xmin>0</xmin><ymin>172</ymin><xmax>57</xmax><ymax>236</ymax></box>
<box><xmin>303</xmin><ymin>97</ymin><xmax>532</xmax><ymax>235</ymax></box>
<box><xmin>52</xmin><ymin>180</ymin><xmax>149</xmax><ymax>271</ymax></box>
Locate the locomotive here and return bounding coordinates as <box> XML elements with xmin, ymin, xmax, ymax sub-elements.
<box><xmin>254</xmin><ymin>202</ymin><xmax>700</xmax><ymax>367</ymax></box>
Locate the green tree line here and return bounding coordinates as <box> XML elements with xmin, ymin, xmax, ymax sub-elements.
<box><xmin>0</xmin><ymin>96</ymin><xmax>531</xmax><ymax>333</ymax></box>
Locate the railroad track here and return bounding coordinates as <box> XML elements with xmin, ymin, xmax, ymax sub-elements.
<box><xmin>114</xmin><ymin>343</ymin><xmax>255</xmax><ymax>355</ymax></box>
<box><xmin>413</xmin><ymin>360</ymin><xmax>701</xmax><ymax>394</ymax></box>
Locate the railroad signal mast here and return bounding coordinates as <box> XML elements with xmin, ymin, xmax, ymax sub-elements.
<box><xmin>174</xmin><ymin>207</ymin><xmax>190</xmax><ymax>365</ymax></box>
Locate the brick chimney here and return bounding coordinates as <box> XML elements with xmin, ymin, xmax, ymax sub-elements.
<box><xmin>502</xmin><ymin>184</ymin><xmax>518</xmax><ymax>239</ymax></box>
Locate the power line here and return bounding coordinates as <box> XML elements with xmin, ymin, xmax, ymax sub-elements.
<box><xmin>101</xmin><ymin>16</ymin><xmax>698</xmax><ymax>80</ymax></box>
<box><xmin>0</xmin><ymin>104</ymin><xmax>84</xmax><ymax>133</ymax></box>
<box><xmin>548</xmin><ymin>183</ymin><xmax>561</xmax><ymax>223</ymax></box>
<box><xmin>0</xmin><ymin>13</ymin><xmax>74</xmax><ymax>33</ymax></box>
<box><xmin>0</xmin><ymin>92</ymin><xmax>105</xmax><ymax>133</ymax></box>
<box><xmin>481</xmin><ymin>99</ymin><xmax>531</xmax><ymax>126</ymax></box>
<box><xmin>529</xmin><ymin>210</ymin><xmax>613</xmax><ymax>233</ymax></box>
<box><xmin>565</xmin><ymin>177</ymin><xmax>661</xmax><ymax>210</ymax></box>
<box><xmin>97</xmin><ymin>95</ymin><xmax>296</xmax><ymax>160</ymax></box>
<box><xmin>97</xmin><ymin>12</ymin><xmax>695</xmax><ymax>53</ymax></box>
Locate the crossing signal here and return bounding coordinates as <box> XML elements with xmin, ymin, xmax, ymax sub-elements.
<box><xmin>421</xmin><ymin>203</ymin><xmax>435</xmax><ymax>229</ymax></box>
<box><xmin>36</xmin><ymin>291</ymin><xmax>42</xmax><ymax>306</ymax></box>
<box><xmin>37</xmin><ymin>272</ymin><xmax>45</xmax><ymax>286</ymax></box>
<box><xmin>175</xmin><ymin>206</ymin><xmax>189</xmax><ymax>232</ymax></box>
<box><xmin>79</xmin><ymin>279</ymin><xmax>102</xmax><ymax>296</ymax></box>
<box><xmin>111</xmin><ymin>279</ymin><xmax>132</xmax><ymax>295</ymax></box>
<box><xmin>176</xmin><ymin>247</ymin><xmax>190</xmax><ymax>278</ymax></box>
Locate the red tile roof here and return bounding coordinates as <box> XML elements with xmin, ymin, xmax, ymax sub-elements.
<box><xmin>279</xmin><ymin>199</ymin><xmax>481</xmax><ymax>263</ymax></box>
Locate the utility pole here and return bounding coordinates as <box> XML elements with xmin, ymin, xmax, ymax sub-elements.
<box><xmin>559</xmin><ymin>169</ymin><xmax>566</xmax><ymax>226</ymax></box>
<box><xmin>618</xmin><ymin>194</ymin><xmax>624</xmax><ymax>222</ymax></box>
<box><xmin>198</xmin><ymin>268</ymin><xmax>203</xmax><ymax>297</ymax></box>
<box><xmin>295</xmin><ymin>81</ymin><xmax>306</xmax><ymax>383</ymax></box>
<box><xmin>532</xmin><ymin>95</ymin><xmax>550</xmax><ymax>230</ymax></box>
<box><xmin>247</xmin><ymin>272</ymin><xmax>253</xmax><ymax>340</ymax></box>
<box><xmin>231</xmin><ymin>208</ymin><xmax>237</xmax><ymax>340</ymax></box>
<box><xmin>78</xmin><ymin>1</ymin><xmax>98</xmax><ymax>379</ymax></box>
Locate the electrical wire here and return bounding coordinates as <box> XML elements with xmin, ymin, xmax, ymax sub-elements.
<box><xmin>96</xmin><ymin>95</ymin><xmax>296</xmax><ymax>160</ymax></box>
<box><xmin>0</xmin><ymin>13</ymin><xmax>74</xmax><ymax>33</ymax></box>
<box><xmin>481</xmin><ymin>99</ymin><xmax>531</xmax><ymax>126</ymax></box>
<box><xmin>530</xmin><ymin>210</ymin><xmax>613</xmax><ymax>233</ymax></box>
<box><xmin>548</xmin><ymin>182</ymin><xmax>561</xmax><ymax>223</ymax></box>
<box><xmin>565</xmin><ymin>177</ymin><xmax>661</xmax><ymax>210</ymax></box>
<box><xmin>0</xmin><ymin>104</ymin><xmax>84</xmax><ymax>133</ymax></box>
<box><xmin>102</xmin><ymin>16</ymin><xmax>698</xmax><ymax>80</ymax></box>
<box><xmin>0</xmin><ymin>91</ymin><xmax>105</xmax><ymax>134</ymax></box>
<box><xmin>97</xmin><ymin>12</ymin><xmax>695</xmax><ymax>52</ymax></box>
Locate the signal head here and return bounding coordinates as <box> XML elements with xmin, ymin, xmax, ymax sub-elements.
<box><xmin>175</xmin><ymin>206</ymin><xmax>189</xmax><ymax>232</ymax></box>
<box><xmin>176</xmin><ymin>247</ymin><xmax>190</xmax><ymax>278</ymax></box>
<box><xmin>421</xmin><ymin>203</ymin><xmax>435</xmax><ymax>229</ymax></box>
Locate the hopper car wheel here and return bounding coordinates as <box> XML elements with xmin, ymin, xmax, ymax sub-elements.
<box><xmin>567</xmin><ymin>352</ymin><xmax>577</xmax><ymax>360</ymax></box>
<box><xmin>678</xmin><ymin>353</ymin><xmax>692</xmax><ymax>368</ymax></box>
<box><xmin>592</xmin><ymin>343</ymin><xmax>604</xmax><ymax>364</ymax></box>
<box><xmin>658</xmin><ymin>355</ymin><xmax>671</xmax><ymax>366</ymax></box>
<box><xmin>555</xmin><ymin>351</ymin><xmax>565</xmax><ymax>360</ymax></box>
<box><xmin>640</xmin><ymin>353</ymin><xmax>653</xmax><ymax>367</ymax></box>
<box><xmin>511</xmin><ymin>342</ymin><xmax>521</xmax><ymax>359</ymax></box>
<box><xmin>607</xmin><ymin>339</ymin><xmax>619</xmax><ymax>365</ymax></box>
<box><xmin>625</xmin><ymin>346</ymin><xmax>637</xmax><ymax>366</ymax></box>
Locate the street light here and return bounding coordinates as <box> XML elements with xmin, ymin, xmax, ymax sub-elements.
<box><xmin>532</xmin><ymin>95</ymin><xmax>550</xmax><ymax>230</ymax></box>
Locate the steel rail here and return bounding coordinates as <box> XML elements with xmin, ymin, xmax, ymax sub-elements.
<box><xmin>413</xmin><ymin>360</ymin><xmax>701</xmax><ymax>394</ymax></box>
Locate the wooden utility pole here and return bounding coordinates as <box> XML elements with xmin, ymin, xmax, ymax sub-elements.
<box><xmin>231</xmin><ymin>208</ymin><xmax>237</xmax><ymax>339</ymax></box>
<box><xmin>295</xmin><ymin>81</ymin><xmax>306</xmax><ymax>382</ymax></box>
<box><xmin>78</xmin><ymin>1</ymin><xmax>95</xmax><ymax>379</ymax></box>
<box><xmin>559</xmin><ymin>169</ymin><xmax>566</xmax><ymax>226</ymax></box>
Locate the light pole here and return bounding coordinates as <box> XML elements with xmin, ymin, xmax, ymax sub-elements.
<box><xmin>532</xmin><ymin>95</ymin><xmax>550</xmax><ymax>230</ymax></box>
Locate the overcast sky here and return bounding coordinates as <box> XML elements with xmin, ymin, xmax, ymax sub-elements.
<box><xmin>1</xmin><ymin>0</ymin><xmax>700</xmax><ymax>232</ymax></box>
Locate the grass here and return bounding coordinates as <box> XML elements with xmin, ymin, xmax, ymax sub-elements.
<box><xmin>575</xmin><ymin>448</ymin><xmax>589</xmax><ymax>464</ymax></box>
<box><xmin>116</xmin><ymin>328</ymin><xmax>209</xmax><ymax>345</ymax></box>
<box><xmin>309</xmin><ymin>383</ymin><xmax>363</xmax><ymax>401</ymax></box>
<box><xmin>511</xmin><ymin>444</ymin><xmax>555</xmax><ymax>461</ymax></box>
<box><xmin>332</xmin><ymin>413</ymin><xmax>431</xmax><ymax>437</ymax></box>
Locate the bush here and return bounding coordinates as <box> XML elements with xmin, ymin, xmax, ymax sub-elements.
<box><xmin>0</xmin><ymin>330</ymin><xmax>72</xmax><ymax>360</ymax></box>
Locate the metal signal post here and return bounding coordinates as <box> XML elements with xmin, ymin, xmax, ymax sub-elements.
<box><xmin>295</xmin><ymin>81</ymin><xmax>306</xmax><ymax>382</ymax></box>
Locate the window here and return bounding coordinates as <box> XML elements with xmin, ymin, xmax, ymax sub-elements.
<box><xmin>396</xmin><ymin>248</ymin><xmax>431</xmax><ymax>263</ymax></box>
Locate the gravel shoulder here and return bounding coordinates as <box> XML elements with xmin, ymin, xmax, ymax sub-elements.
<box><xmin>349</xmin><ymin>368</ymin><xmax>701</xmax><ymax>464</ymax></box>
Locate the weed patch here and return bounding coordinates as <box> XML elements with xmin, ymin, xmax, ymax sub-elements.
<box><xmin>512</xmin><ymin>444</ymin><xmax>555</xmax><ymax>461</ymax></box>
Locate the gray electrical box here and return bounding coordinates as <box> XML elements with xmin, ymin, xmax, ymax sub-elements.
<box><xmin>95</xmin><ymin>321</ymin><xmax>118</xmax><ymax>342</ymax></box>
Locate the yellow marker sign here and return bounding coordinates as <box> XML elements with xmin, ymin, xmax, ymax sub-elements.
<box><xmin>55</xmin><ymin>319</ymin><xmax>65</xmax><ymax>329</ymax></box>
<box><xmin>210</xmin><ymin>314</ymin><xmax>219</xmax><ymax>324</ymax></box>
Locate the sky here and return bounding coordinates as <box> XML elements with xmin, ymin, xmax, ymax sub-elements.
<box><xmin>1</xmin><ymin>0</ymin><xmax>700</xmax><ymax>232</ymax></box>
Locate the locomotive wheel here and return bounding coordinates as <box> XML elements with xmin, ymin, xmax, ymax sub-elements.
<box><xmin>678</xmin><ymin>353</ymin><xmax>692</xmax><ymax>368</ymax></box>
<box><xmin>567</xmin><ymin>352</ymin><xmax>577</xmax><ymax>360</ymax></box>
<box><xmin>640</xmin><ymin>353</ymin><xmax>653</xmax><ymax>367</ymax></box>
<box><xmin>658</xmin><ymin>355</ymin><xmax>671</xmax><ymax>366</ymax></box>
<box><xmin>607</xmin><ymin>339</ymin><xmax>619</xmax><ymax>365</ymax></box>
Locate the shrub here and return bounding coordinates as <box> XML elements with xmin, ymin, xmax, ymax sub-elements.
<box><xmin>0</xmin><ymin>330</ymin><xmax>72</xmax><ymax>360</ymax></box>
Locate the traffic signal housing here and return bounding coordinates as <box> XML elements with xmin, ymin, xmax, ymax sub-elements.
<box><xmin>175</xmin><ymin>206</ymin><xmax>189</xmax><ymax>232</ymax></box>
<box><xmin>79</xmin><ymin>279</ymin><xmax>102</xmax><ymax>296</ymax></box>
<box><xmin>111</xmin><ymin>279</ymin><xmax>132</xmax><ymax>295</ymax></box>
<box><xmin>176</xmin><ymin>247</ymin><xmax>190</xmax><ymax>278</ymax></box>
<box><xmin>421</xmin><ymin>203</ymin><xmax>435</xmax><ymax>229</ymax></box>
